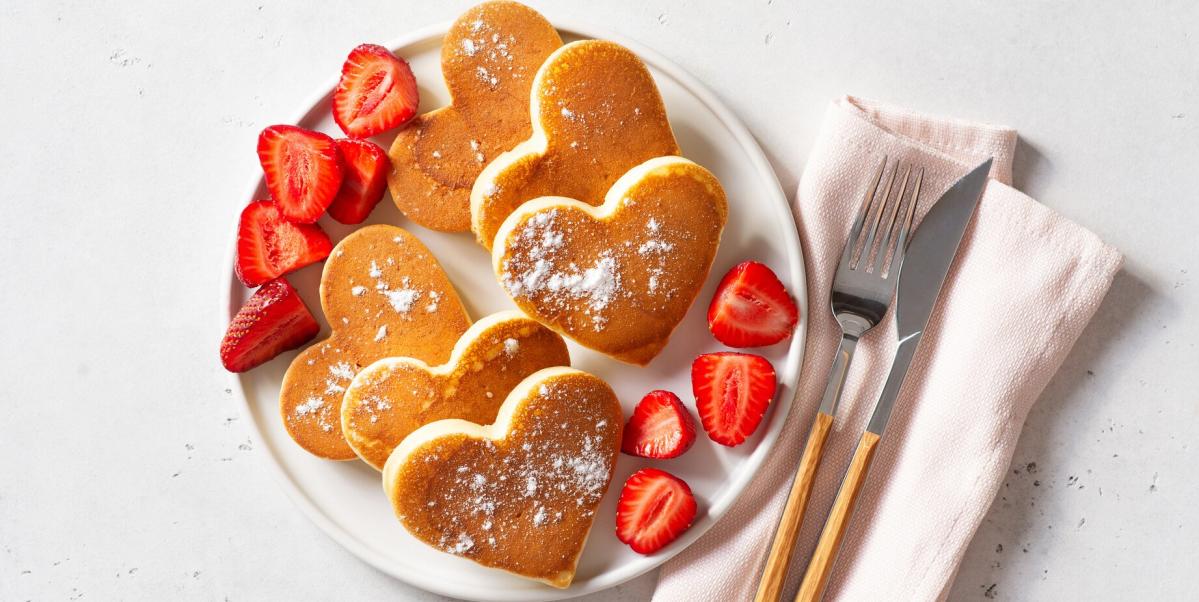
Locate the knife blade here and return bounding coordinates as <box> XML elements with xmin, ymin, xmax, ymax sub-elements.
<box><xmin>864</xmin><ymin>158</ymin><xmax>991</xmax><ymax>435</ymax></box>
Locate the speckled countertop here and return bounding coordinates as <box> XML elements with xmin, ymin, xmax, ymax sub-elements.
<box><xmin>1</xmin><ymin>1</ymin><xmax>1196</xmax><ymax>600</ymax></box>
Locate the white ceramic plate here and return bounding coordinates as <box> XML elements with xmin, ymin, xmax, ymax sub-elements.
<box><xmin>224</xmin><ymin>19</ymin><xmax>806</xmax><ymax>602</ymax></box>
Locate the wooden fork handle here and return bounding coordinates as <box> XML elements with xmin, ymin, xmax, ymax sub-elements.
<box><xmin>753</xmin><ymin>411</ymin><xmax>835</xmax><ymax>602</ymax></box>
<box><xmin>795</xmin><ymin>431</ymin><xmax>881</xmax><ymax>602</ymax></box>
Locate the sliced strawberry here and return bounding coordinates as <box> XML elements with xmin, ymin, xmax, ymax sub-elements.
<box><xmin>692</xmin><ymin>352</ymin><xmax>777</xmax><ymax>447</ymax></box>
<box><xmin>615</xmin><ymin>468</ymin><xmax>697</xmax><ymax>555</ymax></box>
<box><xmin>621</xmin><ymin>390</ymin><xmax>697</xmax><ymax>459</ymax></box>
<box><xmin>327</xmin><ymin>138</ymin><xmax>390</xmax><ymax>224</ymax></box>
<box><xmin>707</xmin><ymin>261</ymin><xmax>799</xmax><ymax>348</ymax></box>
<box><xmin>333</xmin><ymin>44</ymin><xmax>419</xmax><ymax>138</ymax></box>
<box><xmin>221</xmin><ymin>278</ymin><xmax>320</xmax><ymax>372</ymax></box>
<box><xmin>258</xmin><ymin>125</ymin><xmax>343</xmax><ymax>223</ymax></box>
<box><xmin>235</xmin><ymin>200</ymin><xmax>333</xmax><ymax>287</ymax></box>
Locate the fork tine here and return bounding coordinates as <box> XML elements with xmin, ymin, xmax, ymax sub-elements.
<box><xmin>873</xmin><ymin>165</ymin><xmax>912</xmax><ymax>274</ymax></box>
<box><xmin>857</xmin><ymin>161</ymin><xmax>899</xmax><ymax>269</ymax></box>
<box><xmin>843</xmin><ymin>156</ymin><xmax>889</xmax><ymax>267</ymax></box>
<box><xmin>886</xmin><ymin>167</ymin><xmax>923</xmax><ymax>275</ymax></box>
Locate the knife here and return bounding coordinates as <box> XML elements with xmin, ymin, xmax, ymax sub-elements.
<box><xmin>795</xmin><ymin>158</ymin><xmax>993</xmax><ymax>602</ymax></box>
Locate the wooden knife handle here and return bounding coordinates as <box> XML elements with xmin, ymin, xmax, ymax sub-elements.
<box><xmin>795</xmin><ymin>431</ymin><xmax>881</xmax><ymax>602</ymax></box>
<box><xmin>754</xmin><ymin>411</ymin><xmax>835</xmax><ymax>602</ymax></box>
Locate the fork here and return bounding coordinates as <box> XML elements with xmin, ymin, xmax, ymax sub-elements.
<box><xmin>754</xmin><ymin>157</ymin><xmax>923</xmax><ymax>602</ymax></box>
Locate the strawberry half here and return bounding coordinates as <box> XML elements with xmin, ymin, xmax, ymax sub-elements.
<box><xmin>615</xmin><ymin>468</ymin><xmax>697</xmax><ymax>555</ymax></box>
<box><xmin>621</xmin><ymin>390</ymin><xmax>697</xmax><ymax>459</ymax></box>
<box><xmin>692</xmin><ymin>352</ymin><xmax>777</xmax><ymax>447</ymax></box>
<box><xmin>221</xmin><ymin>278</ymin><xmax>320</xmax><ymax>373</ymax></box>
<box><xmin>333</xmin><ymin>44</ymin><xmax>419</xmax><ymax>138</ymax></box>
<box><xmin>707</xmin><ymin>261</ymin><xmax>799</xmax><ymax>348</ymax></box>
<box><xmin>258</xmin><ymin>125</ymin><xmax>344</xmax><ymax>223</ymax></box>
<box><xmin>235</xmin><ymin>200</ymin><xmax>333</xmax><ymax>287</ymax></box>
<box><xmin>327</xmin><ymin>138</ymin><xmax>390</xmax><ymax>224</ymax></box>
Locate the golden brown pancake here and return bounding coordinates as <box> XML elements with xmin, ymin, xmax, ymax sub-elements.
<box><xmin>383</xmin><ymin>367</ymin><xmax>623</xmax><ymax>588</ymax></box>
<box><xmin>340</xmin><ymin>311</ymin><xmax>569</xmax><ymax>470</ymax></box>
<box><xmin>280</xmin><ymin>225</ymin><xmax>471</xmax><ymax>460</ymax></box>
<box><xmin>491</xmin><ymin>156</ymin><xmax>727</xmax><ymax>365</ymax></box>
<box><xmin>388</xmin><ymin>1</ymin><xmax>562</xmax><ymax>231</ymax></box>
<box><xmin>470</xmin><ymin>39</ymin><xmax>681</xmax><ymax>249</ymax></box>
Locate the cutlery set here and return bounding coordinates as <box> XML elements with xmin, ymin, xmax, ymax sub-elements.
<box><xmin>755</xmin><ymin>157</ymin><xmax>993</xmax><ymax>601</ymax></box>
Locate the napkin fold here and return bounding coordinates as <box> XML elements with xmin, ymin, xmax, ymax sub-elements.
<box><xmin>655</xmin><ymin>97</ymin><xmax>1122</xmax><ymax>601</ymax></box>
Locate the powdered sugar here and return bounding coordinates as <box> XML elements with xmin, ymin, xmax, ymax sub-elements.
<box><xmin>324</xmin><ymin>362</ymin><xmax>355</xmax><ymax>395</ymax></box>
<box><xmin>329</xmin><ymin>362</ymin><xmax>355</xmax><ymax>380</ymax></box>
<box><xmin>638</xmin><ymin>239</ymin><xmax>675</xmax><ymax>254</ymax></box>
<box><xmin>449</xmin><ymin>532</ymin><xmax>474</xmax><ymax>554</ymax></box>
<box><xmin>294</xmin><ymin>396</ymin><xmax>335</xmax><ymax>433</ymax></box>
<box><xmin>383</xmin><ymin>288</ymin><xmax>419</xmax><ymax>313</ymax></box>
<box><xmin>475</xmin><ymin>66</ymin><xmax>498</xmax><ymax>88</ymax></box>
<box><xmin>295</xmin><ymin>397</ymin><xmax>323</xmax><ymax>416</ymax></box>
<box><xmin>500</xmin><ymin>210</ymin><xmax>626</xmax><ymax>331</ymax></box>
<box><xmin>366</xmin><ymin>263</ymin><xmax>423</xmax><ymax>315</ymax></box>
<box><xmin>402</xmin><ymin>380</ymin><xmax>618</xmax><ymax>553</ymax></box>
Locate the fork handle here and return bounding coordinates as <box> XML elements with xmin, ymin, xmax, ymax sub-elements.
<box><xmin>754</xmin><ymin>331</ymin><xmax>860</xmax><ymax>602</ymax></box>
<box><xmin>795</xmin><ymin>431</ymin><xmax>881</xmax><ymax>602</ymax></box>
<box><xmin>753</xmin><ymin>411</ymin><xmax>834</xmax><ymax>602</ymax></box>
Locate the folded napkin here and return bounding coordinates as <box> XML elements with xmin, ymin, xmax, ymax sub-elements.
<box><xmin>655</xmin><ymin>97</ymin><xmax>1122</xmax><ymax>601</ymax></box>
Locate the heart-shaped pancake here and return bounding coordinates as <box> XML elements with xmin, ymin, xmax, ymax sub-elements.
<box><xmin>388</xmin><ymin>1</ymin><xmax>562</xmax><ymax>231</ymax></box>
<box><xmin>280</xmin><ymin>225</ymin><xmax>471</xmax><ymax>460</ymax></box>
<box><xmin>470</xmin><ymin>39</ymin><xmax>681</xmax><ymax>249</ymax></box>
<box><xmin>341</xmin><ymin>310</ymin><xmax>569</xmax><ymax>470</ymax></box>
<box><xmin>383</xmin><ymin>367</ymin><xmax>623</xmax><ymax>588</ymax></box>
<box><xmin>492</xmin><ymin>156</ymin><xmax>728</xmax><ymax>365</ymax></box>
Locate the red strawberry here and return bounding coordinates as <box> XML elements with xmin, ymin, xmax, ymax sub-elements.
<box><xmin>333</xmin><ymin>44</ymin><xmax>419</xmax><ymax>138</ymax></box>
<box><xmin>221</xmin><ymin>278</ymin><xmax>320</xmax><ymax>373</ymax></box>
<box><xmin>692</xmin><ymin>352</ymin><xmax>777</xmax><ymax>447</ymax></box>
<box><xmin>707</xmin><ymin>261</ymin><xmax>799</xmax><ymax>348</ymax></box>
<box><xmin>615</xmin><ymin>468</ymin><xmax>697</xmax><ymax>555</ymax></box>
<box><xmin>257</xmin><ymin>125</ymin><xmax>344</xmax><ymax>223</ymax></box>
<box><xmin>327</xmin><ymin>138</ymin><xmax>390</xmax><ymax>224</ymax></box>
<box><xmin>621</xmin><ymin>390</ymin><xmax>697</xmax><ymax>459</ymax></box>
<box><xmin>235</xmin><ymin>200</ymin><xmax>333</xmax><ymax>287</ymax></box>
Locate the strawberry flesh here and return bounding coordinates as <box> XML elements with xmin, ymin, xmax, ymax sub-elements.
<box><xmin>333</xmin><ymin>44</ymin><xmax>419</xmax><ymax>138</ymax></box>
<box><xmin>708</xmin><ymin>261</ymin><xmax>799</xmax><ymax>348</ymax></box>
<box><xmin>235</xmin><ymin>200</ymin><xmax>332</xmax><ymax>287</ymax></box>
<box><xmin>616</xmin><ymin>468</ymin><xmax>697</xmax><ymax>555</ymax></box>
<box><xmin>621</xmin><ymin>390</ymin><xmax>696</xmax><ymax>459</ymax></box>
<box><xmin>258</xmin><ymin>125</ymin><xmax>343</xmax><ymax>224</ymax></box>
<box><xmin>692</xmin><ymin>352</ymin><xmax>777</xmax><ymax>447</ymax></box>
<box><xmin>221</xmin><ymin>278</ymin><xmax>320</xmax><ymax>373</ymax></box>
<box><xmin>327</xmin><ymin>138</ymin><xmax>390</xmax><ymax>224</ymax></box>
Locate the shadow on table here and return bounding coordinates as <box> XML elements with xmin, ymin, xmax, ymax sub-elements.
<box><xmin>947</xmin><ymin>267</ymin><xmax>1154</xmax><ymax>597</ymax></box>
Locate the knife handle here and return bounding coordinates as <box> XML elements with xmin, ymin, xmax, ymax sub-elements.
<box><xmin>795</xmin><ymin>431</ymin><xmax>881</xmax><ymax>602</ymax></box>
<box><xmin>754</xmin><ymin>411</ymin><xmax>835</xmax><ymax>602</ymax></box>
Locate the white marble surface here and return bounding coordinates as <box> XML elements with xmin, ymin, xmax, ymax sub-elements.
<box><xmin>1</xmin><ymin>1</ymin><xmax>1196</xmax><ymax>600</ymax></box>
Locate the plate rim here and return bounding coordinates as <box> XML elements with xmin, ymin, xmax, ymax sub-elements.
<box><xmin>222</xmin><ymin>17</ymin><xmax>808</xmax><ymax>602</ymax></box>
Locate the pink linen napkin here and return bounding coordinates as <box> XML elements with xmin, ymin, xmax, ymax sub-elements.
<box><xmin>655</xmin><ymin>96</ymin><xmax>1123</xmax><ymax>601</ymax></box>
